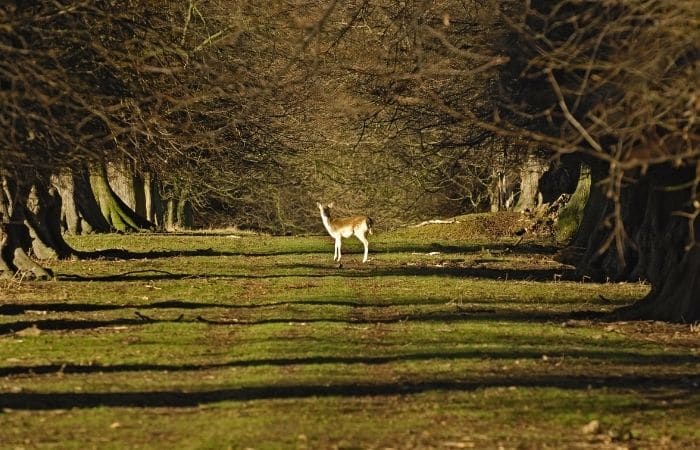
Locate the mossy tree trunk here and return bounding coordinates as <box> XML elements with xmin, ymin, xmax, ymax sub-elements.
<box><xmin>164</xmin><ymin>197</ymin><xmax>193</xmax><ymax>231</ymax></box>
<box><xmin>570</xmin><ymin>160</ymin><xmax>609</xmax><ymax>250</ymax></box>
<box><xmin>555</xmin><ymin>161</ymin><xmax>590</xmax><ymax>243</ymax></box>
<box><xmin>107</xmin><ymin>160</ymin><xmax>150</xmax><ymax>220</ymax></box>
<box><xmin>89</xmin><ymin>162</ymin><xmax>154</xmax><ymax>233</ymax></box>
<box><xmin>54</xmin><ymin>168</ymin><xmax>113</xmax><ymax>235</ymax></box>
<box><xmin>56</xmin><ymin>164</ymin><xmax>162</xmax><ymax>234</ymax></box>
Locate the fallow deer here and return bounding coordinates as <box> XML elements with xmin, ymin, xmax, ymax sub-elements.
<box><xmin>317</xmin><ymin>202</ymin><xmax>373</xmax><ymax>263</ymax></box>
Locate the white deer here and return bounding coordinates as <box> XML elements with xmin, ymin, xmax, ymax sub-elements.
<box><xmin>317</xmin><ymin>202</ymin><xmax>373</xmax><ymax>263</ymax></box>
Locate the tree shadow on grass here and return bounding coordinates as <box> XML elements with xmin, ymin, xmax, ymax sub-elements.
<box><xmin>57</xmin><ymin>263</ymin><xmax>575</xmax><ymax>283</ymax></box>
<box><xmin>0</xmin><ymin>374</ymin><xmax>697</xmax><ymax>410</ymax></box>
<box><xmin>1</xmin><ymin>347</ymin><xmax>697</xmax><ymax>378</ymax></box>
<box><xmin>0</xmin><ymin>298</ymin><xmax>489</xmax><ymax>316</ymax></box>
<box><xmin>0</xmin><ymin>305</ymin><xmax>619</xmax><ymax>337</ymax></box>
<box><xmin>0</xmin><ymin>300</ymin><xmax>225</xmax><ymax>316</ymax></box>
<box><xmin>75</xmin><ymin>240</ymin><xmax>559</xmax><ymax>261</ymax></box>
<box><xmin>376</xmin><ymin>241</ymin><xmax>560</xmax><ymax>256</ymax></box>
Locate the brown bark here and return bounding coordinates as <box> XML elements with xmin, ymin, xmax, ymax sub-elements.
<box><xmin>54</xmin><ymin>171</ymin><xmax>81</xmax><ymax>235</ymax></box>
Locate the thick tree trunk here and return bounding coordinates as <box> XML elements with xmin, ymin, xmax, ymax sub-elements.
<box><xmin>54</xmin><ymin>171</ymin><xmax>81</xmax><ymax>235</ymax></box>
<box><xmin>615</xmin><ymin>167</ymin><xmax>699</xmax><ymax>321</ymax></box>
<box><xmin>107</xmin><ymin>160</ymin><xmax>150</xmax><ymax>219</ymax></box>
<box><xmin>0</xmin><ymin>175</ymin><xmax>61</xmax><ymax>280</ymax></box>
<box><xmin>177</xmin><ymin>196</ymin><xmax>193</xmax><ymax>230</ymax></box>
<box><xmin>576</xmin><ymin>169</ymin><xmax>649</xmax><ymax>282</ymax></box>
<box><xmin>107</xmin><ymin>160</ymin><xmax>137</xmax><ymax>214</ymax></box>
<box><xmin>574</xmin><ymin>163</ymin><xmax>699</xmax><ymax>322</ymax></box>
<box><xmin>621</xmin><ymin>246</ymin><xmax>700</xmax><ymax>322</ymax></box>
<box><xmin>0</xmin><ymin>222</ymin><xmax>54</xmax><ymax>280</ymax></box>
<box><xmin>23</xmin><ymin>183</ymin><xmax>75</xmax><ymax>260</ymax></box>
<box><xmin>164</xmin><ymin>195</ymin><xmax>193</xmax><ymax>231</ymax></box>
<box><xmin>54</xmin><ymin>167</ymin><xmax>112</xmax><ymax>234</ymax></box>
<box><xmin>515</xmin><ymin>153</ymin><xmax>547</xmax><ymax>212</ymax></box>
<box><xmin>89</xmin><ymin>162</ymin><xmax>154</xmax><ymax>233</ymax></box>
<box><xmin>556</xmin><ymin>161</ymin><xmax>590</xmax><ymax>243</ymax></box>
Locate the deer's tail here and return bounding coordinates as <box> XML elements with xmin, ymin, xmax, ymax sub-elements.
<box><xmin>366</xmin><ymin>217</ymin><xmax>374</xmax><ymax>235</ymax></box>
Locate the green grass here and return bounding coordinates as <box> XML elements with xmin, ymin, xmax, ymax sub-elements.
<box><xmin>1</xmin><ymin>225</ymin><xmax>698</xmax><ymax>449</ymax></box>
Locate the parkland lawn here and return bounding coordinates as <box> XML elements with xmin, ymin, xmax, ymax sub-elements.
<box><xmin>1</xmin><ymin>221</ymin><xmax>699</xmax><ymax>449</ymax></box>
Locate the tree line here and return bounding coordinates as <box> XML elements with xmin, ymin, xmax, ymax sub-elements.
<box><xmin>1</xmin><ymin>0</ymin><xmax>698</xmax><ymax>321</ymax></box>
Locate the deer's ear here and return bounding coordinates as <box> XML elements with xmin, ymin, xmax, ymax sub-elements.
<box><xmin>316</xmin><ymin>202</ymin><xmax>322</xmax><ymax>208</ymax></box>
<box><xmin>328</xmin><ymin>202</ymin><xmax>334</xmax><ymax>208</ymax></box>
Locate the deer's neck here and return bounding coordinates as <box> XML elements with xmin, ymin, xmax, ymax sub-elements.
<box><xmin>320</xmin><ymin>212</ymin><xmax>335</xmax><ymax>234</ymax></box>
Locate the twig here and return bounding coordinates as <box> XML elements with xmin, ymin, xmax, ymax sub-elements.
<box><xmin>134</xmin><ymin>311</ymin><xmax>153</xmax><ymax>321</ymax></box>
<box><xmin>546</xmin><ymin>68</ymin><xmax>603</xmax><ymax>153</ymax></box>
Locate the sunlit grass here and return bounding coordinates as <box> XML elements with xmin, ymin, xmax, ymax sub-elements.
<box><xmin>0</xmin><ymin>226</ymin><xmax>697</xmax><ymax>449</ymax></box>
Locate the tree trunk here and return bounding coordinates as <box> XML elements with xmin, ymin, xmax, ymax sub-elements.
<box><xmin>89</xmin><ymin>162</ymin><xmax>154</xmax><ymax>233</ymax></box>
<box><xmin>575</xmin><ymin>167</ymin><xmax>650</xmax><ymax>282</ymax></box>
<box><xmin>107</xmin><ymin>160</ymin><xmax>150</xmax><ymax>219</ymax></box>
<box><xmin>0</xmin><ymin>222</ymin><xmax>54</xmax><ymax>280</ymax></box>
<box><xmin>177</xmin><ymin>196</ymin><xmax>193</xmax><ymax>230</ymax></box>
<box><xmin>23</xmin><ymin>182</ymin><xmax>75</xmax><ymax>260</ymax></box>
<box><xmin>0</xmin><ymin>175</ymin><xmax>60</xmax><ymax>280</ymax></box>
<box><xmin>570</xmin><ymin>160</ymin><xmax>609</xmax><ymax>249</ymax></box>
<box><xmin>620</xmin><ymin>245</ymin><xmax>700</xmax><ymax>323</ymax></box>
<box><xmin>489</xmin><ymin>170</ymin><xmax>515</xmax><ymax>212</ymax></box>
<box><xmin>572</xmin><ymin>162</ymin><xmax>699</xmax><ymax>322</ymax></box>
<box><xmin>143</xmin><ymin>172</ymin><xmax>164</xmax><ymax>228</ymax></box>
<box><xmin>555</xmin><ymin>161</ymin><xmax>590</xmax><ymax>243</ymax></box>
<box><xmin>54</xmin><ymin>167</ymin><xmax>113</xmax><ymax>234</ymax></box>
<box><xmin>614</xmin><ymin>166</ymin><xmax>699</xmax><ymax>322</ymax></box>
<box><xmin>165</xmin><ymin>196</ymin><xmax>192</xmax><ymax>231</ymax></box>
<box><xmin>515</xmin><ymin>153</ymin><xmax>547</xmax><ymax>212</ymax></box>
<box><xmin>54</xmin><ymin>171</ymin><xmax>81</xmax><ymax>235</ymax></box>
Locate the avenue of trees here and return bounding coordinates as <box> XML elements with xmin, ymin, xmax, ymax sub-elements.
<box><xmin>1</xmin><ymin>1</ymin><xmax>698</xmax><ymax>321</ymax></box>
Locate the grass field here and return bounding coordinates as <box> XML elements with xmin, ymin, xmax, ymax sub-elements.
<box><xmin>1</xmin><ymin>220</ymin><xmax>699</xmax><ymax>449</ymax></box>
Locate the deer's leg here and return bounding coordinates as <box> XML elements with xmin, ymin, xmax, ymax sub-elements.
<box><xmin>335</xmin><ymin>237</ymin><xmax>342</xmax><ymax>261</ymax></box>
<box><xmin>357</xmin><ymin>232</ymin><xmax>369</xmax><ymax>263</ymax></box>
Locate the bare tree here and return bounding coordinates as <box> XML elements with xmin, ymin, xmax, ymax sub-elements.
<box><xmin>502</xmin><ymin>0</ymin><xmax>699</xmax><ymax>321</ymax></box>
<box><xmin>0</xmin><ymin>0</ymin><xmax>304</xmax><ymax>275</ymax></box>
